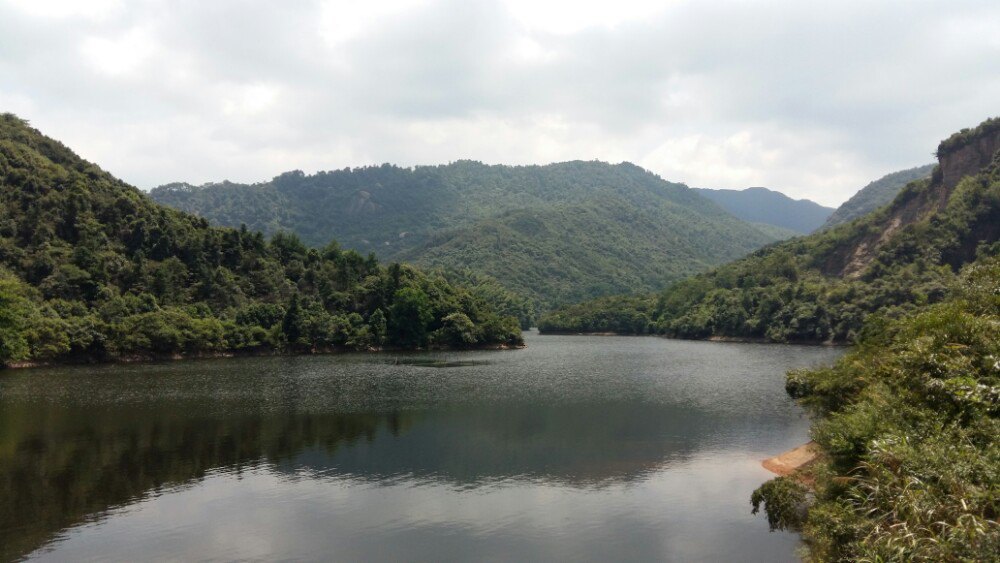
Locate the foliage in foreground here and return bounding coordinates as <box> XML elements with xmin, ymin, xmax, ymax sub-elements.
<box><xmin>0</xmin><ymin>113</ymin><xmax>523</xmax><ymax>365</ymax></box>
<box><xmin>754</xmin><ymin>256</ymin><xmax>1000</xmax><ymax>561</ymax></box>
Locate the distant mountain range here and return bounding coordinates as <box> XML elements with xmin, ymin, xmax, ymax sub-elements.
<box><xmin>150</xmin><ymin>162</ymin><xmax>793</xmax><ymax>311</ymax></box>
<box><xmin>694</xmin><ymin>186</ymin><xmax>834</xmax><ymax>233</ymax></box>
<box><xmin>822</xmin><ymin>164</ymin><xmax>935</xmax><ymax>229</ymax></box>
<box><xmin>696</xmin><ymin>165</ymin><xmax>942</xmax><ymax>236</ymax></box>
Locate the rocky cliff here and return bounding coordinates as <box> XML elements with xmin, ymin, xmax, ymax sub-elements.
<box><xmin>938</xmin><ymin>118</ymin><xmax>1000</xmax><ymax>190</ymax></box>
<box><xmin>826</xmin><ymin>117</ymin><xmax>1000</xmax><ymax>277</ymax></box>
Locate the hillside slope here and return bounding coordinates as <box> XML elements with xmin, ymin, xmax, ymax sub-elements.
<box><xmin>694</xmin><ymin>186</ymin><xmax>833</xmax><ymax>233</ymax></box>
<box><xmin>151</xmin><ymin>162</ymin><xmax>789</xmax><ymax>309</ymax></box>
<box><xmin>822</xmin><ymin>163</ymin><xmax>935</xmax><ymax>229</ymax></box>
<box><xmin>749</xmin><ymin>254</ymin><xmax>1000</xmax><ymax>560</ymax></box>
<box><xmin>540</xmin><ymin>117</ymin><xmax>1000</xmax><ymax>341</ymax></box>
<box><xmin>0</xmin><ymin>114</ymin><xmax>523</xmax><ymax>366</ymax></box>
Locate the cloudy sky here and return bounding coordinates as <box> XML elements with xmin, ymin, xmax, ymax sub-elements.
<box><xmin>1</xmin><ymin>0</ymin><xmax>998</xmax><ymax>206</ymax></box>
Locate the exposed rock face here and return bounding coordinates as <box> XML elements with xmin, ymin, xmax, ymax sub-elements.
<box><xmin>346</xmin><ymin>190</ymin><xmax>381</xmax><ymax>215</ymax></box>
<box><xmin>824</xmin><ymin>118</ymin><xmax>1000</xmax><ymax>278</ymax></box>
<box><xmin>939</xmin><ymin>127</ymin><xmax>1000</xmax><ymax>190</ymax></box>
<box><xmin>821</xmin><ymin>164</ymin><xmax>935</xmax><ymax>230</ymax></box>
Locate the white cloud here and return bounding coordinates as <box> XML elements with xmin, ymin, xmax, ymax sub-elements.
<box><xmin>1</xmin><ymin>0</ymin><xmax>997</xmax><ymax>206</ymax></box>
<box><xmin>80</xmin><ymin>27</ymin><xmax>156</xmax><ymax>75</ymax></box>
<box><xmin>504</xmin><ymin>0</ymin><xmax>676</xmax><ymax>34</ymax></box>
<box><xmin>318</xmin><ymin>0</ymin><xmax>434</xmax><ymax>45</ymax></box>
<box><xmin>508</xmin><ymin>36</ymin><xmax>560</xmax><ymax>64</ymax></box>
<box><xmin>220</xmin><ymin>83</ymin><xmax>281</xmax><ymax>117</ymax></box>
<box><xmin>641</xmin><ymin>128</ymin><xmax>864</xmax><ymax>207</ymax></box>
<box><xmin>4</xmin><ymin>0</ymin><xmax>122</xmax><ymax>20</ymax></box>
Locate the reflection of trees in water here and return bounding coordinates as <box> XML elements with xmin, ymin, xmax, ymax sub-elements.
<box><xmin>287</xmin><ymin>403</ymin><xmax>716</xmax><ymax>486</ymax></box>
<box><xmin>0</xmin><ymin>400</ymin><xmax>737</xmax><ymax>561</ymax></box>
<box><xmin>0</xmin><ymin>405</ymin><xmax>399</xmax><ymax>562</ymax></box>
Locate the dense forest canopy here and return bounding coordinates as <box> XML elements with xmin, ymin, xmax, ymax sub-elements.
<box><xmin>0</xmin><ymin>113</ymin><xmax>523</xmax><ymax>365</ymax></box>
<box><xmin>540</xmin><ymin>117</ymin><xmax>1000</xmax><ymax>343</ymax></box>
<box><xmin>753</xmin><ymin>254</ymin><xmax>1000</xmax><ymax>560</ymax></box>
<box><xmin>150</xmin><ymin>161</ymin><xmax>793</xmax><ymax>311</ymax></box>
<box><xmin>693</xmin><ymin>186</ymin><xmax>833</xmax><ymax>234</ymax></box>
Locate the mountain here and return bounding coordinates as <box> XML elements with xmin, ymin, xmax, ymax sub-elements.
<box><xmin>693</xmin><ymin>186</ymin><xmax>833</xmax><ymax>233</ymax></box>
<box><xmin>539</xmin><ymin>117</ymin><xmax>1000</xmax><ymax>342</ymax></box>
<box><xmin>151</xmin><ymin>161</ymin><xmax>791</xmax><ymax>310</ymax></box>
<box><xmin>821</xmin><ymin>163</ymin><xmax>935</xmax><ymax>229</ymax></box>
<box><xmin>0</xmin><ymin>113</ymin><xmax>523</xmax><ymax>366</ymax></box>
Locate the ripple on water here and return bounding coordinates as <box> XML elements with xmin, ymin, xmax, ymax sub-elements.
<box><xmin>0</xmin><ymin>332</ymin><xmax>842</xmax><ymax>562</ymax></box>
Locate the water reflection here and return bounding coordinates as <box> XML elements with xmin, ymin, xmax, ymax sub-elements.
<box><xmin>382</xmin><ymin>358</ymin><xmax>492</xmax><ymax>368</ymax></box>
<box><xmin>0</xmin><ymin>334</ymin><xmax>842</xmax><ymax>562</ymax></box>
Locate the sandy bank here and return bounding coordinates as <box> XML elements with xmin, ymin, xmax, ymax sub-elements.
<box><xmin>762</xmin><ymin>442</ymin><xmax>819</xmax><ymax>476</ymax></box>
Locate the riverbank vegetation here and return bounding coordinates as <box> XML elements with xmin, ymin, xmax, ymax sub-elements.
<box><xmin>538</xmin><ymin>227</ymin><xmax>959</xmax><ymax>342</ymax></box>
<box><xmin>0</xmin><ymin>114</ymin><xmax>522</xmax><ymax>366</ymax></box>
<box><xmin>752</xmin><ymin>255</ymin><xmax>1000</xmax><ymax>560</ymax></box>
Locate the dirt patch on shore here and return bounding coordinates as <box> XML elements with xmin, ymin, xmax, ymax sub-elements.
<box><xmin>763</xmin><ymin>442</ymin><xmax>819</xmax><ymax>476</ymax></box>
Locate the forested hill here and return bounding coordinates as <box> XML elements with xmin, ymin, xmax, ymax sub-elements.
<box><xmin>821</xmin><ymin>163</ymin><xmax>935</xmax><ymax>229</ymax></box>
<box><xmin>150</xmin><ymin>162</ymin><xmax>790</xmax><ymax>310</ymax></box>
<box><xmin>0</xmin><ymin>113</ymin><xmax>524</xmax><ymax>366</ymax></box>
<box><xmin>693</xmin><ymin>187</ymin><xmax>833</xmax><ymax>233</ymax></box>
<box><xmin>539</xmin><ymin>117</ymin><xmax>1000</xmax><ymax>342</ymax></box>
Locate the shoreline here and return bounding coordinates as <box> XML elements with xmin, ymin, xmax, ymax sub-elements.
<box><xmin>534</xmin><ymin>331</ymin><xmax>644</xmax><ymax>336</ymax></box>
<box><xmin>536</xmin><ymin>331</ymin><xmax>846</xmax><ymax>346</ymax></box>
<box><xmin>2</xmin><ymin>342</ymin><xmax>526</xmax><ymax>371</ymax></box>
<box><xmin>762</xmin><ymin>442</ymin><xmax>820</xmax><ymax>476</ymax></box>
<box><xmin>707</xmin><ymin>336</ymin><xmax>845</xmax><ymax>347</ymax></box>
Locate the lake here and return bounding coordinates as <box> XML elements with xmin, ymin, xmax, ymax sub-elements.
<box><xmin>0</xmin><ymin>332</ymin><xmax>842</xmax><ymax>562</ymax></box>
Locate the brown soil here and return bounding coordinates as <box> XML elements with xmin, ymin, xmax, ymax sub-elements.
<box><xmin>762</xmin><ymin>442</ymin><xmax>819</xmax><ymax>476</ymax></box>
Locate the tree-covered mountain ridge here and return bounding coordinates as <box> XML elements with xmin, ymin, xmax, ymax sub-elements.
<box><xmin>0</xmin><ymin>113</ymin><xmax>525</xmax><ymax>366</ymax></box>
<box><xmin>693</xmin><ymin>186</ymin><xmax>833</xmax><ymax>233</ymax></box>
<box><xmin>150</xmin><ymin>161</ymin><xmax>793</xmax><ymax>311</ymax></box>
<box><xmin>539</xmin><ymin>116</ymin><xmax>1000</xmax><ymax>342</ymax></box>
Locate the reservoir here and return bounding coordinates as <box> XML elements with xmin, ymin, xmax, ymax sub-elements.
<box><xmin>0</xmin><ymin>332</ymin><xmax>841</xmax><ymax>562</ymax></box>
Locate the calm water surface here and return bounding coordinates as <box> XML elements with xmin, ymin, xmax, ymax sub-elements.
<box><xmin>0</xmin><ymin>332</ymin><xmax>841</xmax><ymax>562</ymax></box>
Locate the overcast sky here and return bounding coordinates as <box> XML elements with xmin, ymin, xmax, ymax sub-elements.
<box><xmin>1</xmin><ymin>0</ymin><xmax>998</xmax><ymax>206</ymax></box>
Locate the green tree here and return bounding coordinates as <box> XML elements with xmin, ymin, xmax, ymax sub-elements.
<box><xmin>0</xmin><ymin>275</ymin><xmax>32</xmax><ymax>362</ymax></box>
<box><xmin>434</xmin><ymin>312</ymin><xmax>477</xmax><ymax>346</ymax></box>
<box><xmin>281</xmin><ymin>295</ymin><xmax>304</xmax><ymax>346</ymax></box>
<box><xmin>388</xmin><ymin>287</ymin><xmax>433</xmax><ymax>347</ymax></box>
<box><xmin>753</xmin><ymin>255</ymin><xmax>1000</xmax><ymax>561</ymax></box>
<box><xmin>369</xmin><ymin>308</ymin><xmax>387</xmax><ymax>346</ymax></box>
